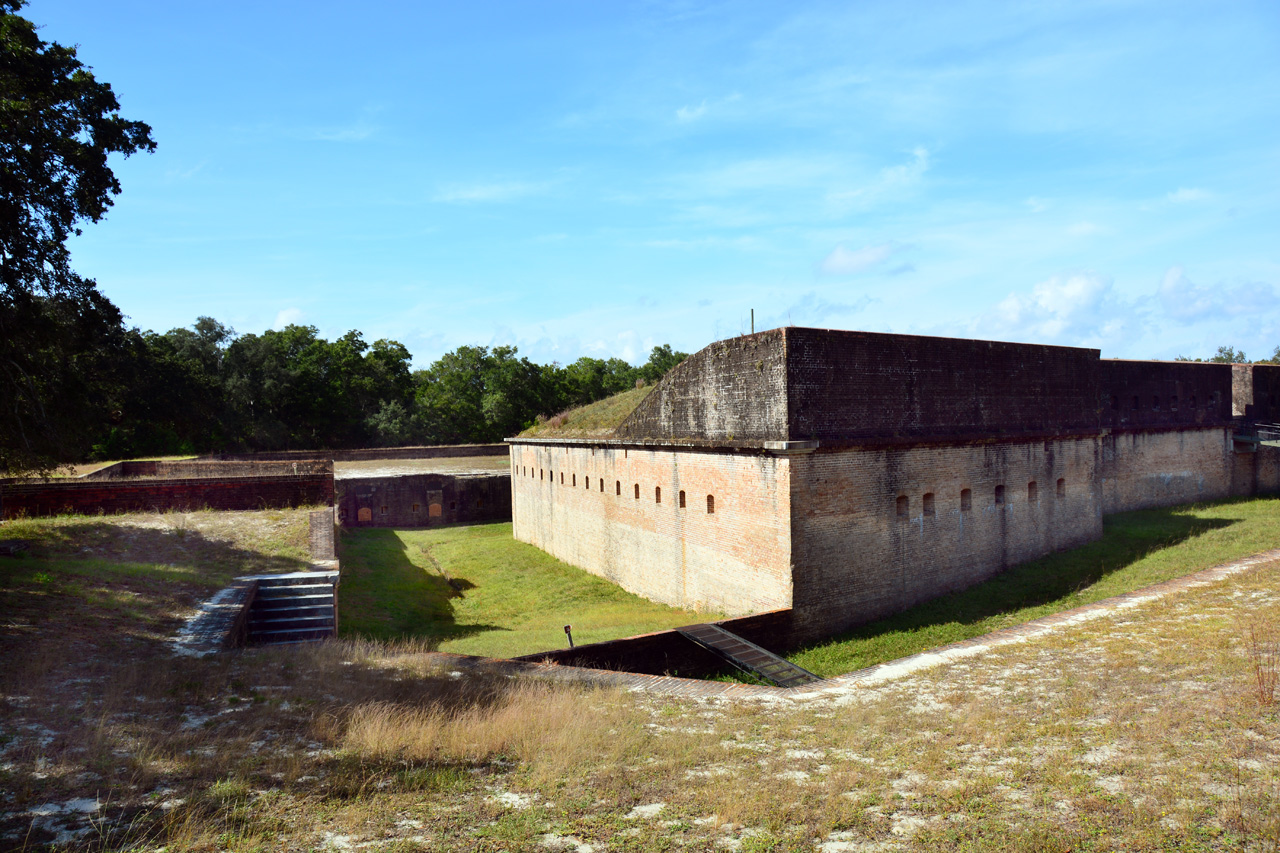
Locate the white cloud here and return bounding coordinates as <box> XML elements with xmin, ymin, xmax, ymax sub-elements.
<box><xmin>1156</xmin><ymin>266</ymin><xmax>1279</xmax><ymax>323</ymax></box>
<box><xmin>1025</xmin><ymin>196</ymin><xmax>1049</xmax><ymax>213</ymax></box>
<box><xmin>1166</xmin><ymin>187</ymin><xmax>1210</xmax><ymax>203</ymax></box>
<box><xmin>820</xmin><ymin>243</ymin><xmax>894</xmax><ymax>275</ymax></box>
<box><xmin>972</xmin><ymin>272</ymin><xmax>1139</xmax><ymax>347</ymax></box>
<box><xmin>432</xmin><ymin>181</ymin><xmax>548</xmax><ymax>203</ymax></box>
<box><xmin>1067</xmin><ymin>221</ymin><xmax>1102</xmax><ymax>236</ymax></box>
<box><xmin>273</xmin><ymin>307</ymin><xmax>304</xmax><ymax>329</ymax></box>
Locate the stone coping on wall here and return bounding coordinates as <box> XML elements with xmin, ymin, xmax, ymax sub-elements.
<box><xmin>391</xmin><ymin>546</ymin><xmax>1280</xmax><ymax>701</ymax></box>
<box><xmin>507</xmin><ymin>425</ymin><xmax>1231</xmax><ymax>454</ymax></box>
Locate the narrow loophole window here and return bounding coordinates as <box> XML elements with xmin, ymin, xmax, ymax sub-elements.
<box><xmin>995</xmin><ymin>485</ymin><xmax>1005</xmax><ymax>505</ymax></box>
<box><xmin>540</xmin><ymin>469</ymin><xmax>544</xmax><ymax>480</ymax></box>
<box><xmin>380</xmin><ymin>505</ymin><xmax>387</xmax><ymax>515</ymax></box>
<box><xmin>655</xmin><ymin>486</ymin><xmax>661</xmax><ymax>504</ymax></box>
<box><xmin>572</xmin><ymin>474</ymin><xmax>576</xmax><ymax>487</ymax></box>
<box><xmin>615</xmin><ymin>480</ymin><xmax>621</xmax><ymax>496</ymax></box>
<box><xmin>961</xmin><ymin>488</ymin><xmax>972</xmax><ymax>511</ymax></box>
<box><xmin>560</xmin><ymin>472</ymin><xmax>564</xmax><ymax>484</ymax></box>
<box><xmin>896</xmin><ymin>495</ymin><xmax>908</xmax><ymax>517</ymax></box>
<box><xmin>599</xmin><ymin>478</ymin><xmax>604</xmax><ymax>492</ymax></box>
<box><xmin>1057</xmin><ymin>478</ymin><xmax>1066</xmax><ymax>497</ymax></box>
<box><xmin>922</xmin><ymin>493</ymin><xmax>935</xmax><ymax>517</ymax></box>
<box><xmin>679</xmin><ymin>490</ymin><xmax>686</xmax><ymax>508</ymax></box>
<box><xmin>412</xmin><ymin>503</ymin><xmax>420</xmax><ymax>513</ymax></box>
<box><xmin>1028</xmin><ymin>481</ymin><xmax>1038</xmax><ymax>503</ymax></box>
<box><xmin>706</xmin><ymin>494</ymin><xmax>715</xmax><ymax>514</ymax></box>
<box><xmin>634</xmin><ymin>483</ymin><xmax>640</xmax><ymax>499</ymax></box>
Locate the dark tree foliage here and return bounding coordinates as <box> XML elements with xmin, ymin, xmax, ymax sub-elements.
<box><xmin>1</xmin><ymin>0</ymin><xmax>155</xmax><ymax>472</ymax></box>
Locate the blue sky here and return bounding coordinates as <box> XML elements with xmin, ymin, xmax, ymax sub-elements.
<box><xmin>30</xmin><ymin>0</ymin><xmax>1280</xmax><ymax>366</ymax></box>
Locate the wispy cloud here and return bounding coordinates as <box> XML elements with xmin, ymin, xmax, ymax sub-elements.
<box><xmin>432</xmin><ymin>181</ymin><xmax>549</xmax><ymax>203</ymax></box>
<box><xmin>820</xmin><ymin>243</ymin><xmax>894</xmax><ymax>275</ymax></box>
<box><xmin>309</xmin><ymin>122</ymin><xmax>378</xmax><ymax>142</ymax></box>
<box><xmin>1156</xmin><ymin>266</ymin><xmax>1278</xmax><ymax>323</ymax></box>
<box><xmin>826</xmin><ymin>147</ymin><xmax>929</xmax><ymax>214</ymax></box>
<box><xmin>273</xmin><ymin>307</ymin><xmax>304</xmax><ymax>329</ymax></box>
<box><xmin>676</xmin><ymin>101</ymin><xmax>708</xmax><ymax>122</ymax></box>
<box><xmin>1166</xmin><ymin>187</ymin><xmax>1210</xmax><ymax>203</ymax></box>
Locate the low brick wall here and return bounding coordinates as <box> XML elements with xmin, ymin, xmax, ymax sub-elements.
<box><xmin>83</xmin><ymin>459</ymin><xmax>333</xmax><ymax>480</ymax></box>
<box><xmin>512</xmin><ymin>609</ymin><xmax>800</xmax><ymax>678</ymax></box>
<box><xmin>201</xmin><ymin>444</ymin><xmax>507</xmax><ymax>463</ymax></box>
<box><xmin>0</xmin><ymin>474</ymin><xmax>334</xmax><ymax>519</ymax></box>
<box><xmin>309</xmin><ymin>508</ymin><xmax>337</xmax><ymax>560</ymax></box>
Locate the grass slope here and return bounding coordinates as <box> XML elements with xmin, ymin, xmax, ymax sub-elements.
<box><xmin>518</xmin><ymin>385</ymin><xmax>652</xmax><ymax>438</ymax></box>
<box><xmin>337</xmin><ymin>521</ymin><xmax>718</xmax><ymax>658</ymax></box>
<box><xmin>794</xmin><ymin>496</ymin><xmax>1280</xmax><ymax>677</ymax></box>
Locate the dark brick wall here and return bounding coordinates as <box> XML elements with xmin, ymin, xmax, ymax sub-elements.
<box><xmin>1233</xmin><ymin>364</ymin><xmax>1280</xmax><ymax>422</ymax></box>
<box><xmin>202</xmin><ymin>444</ymin><xmax>507</xmax><ymax>463</ymax></box>
<box><xmin>1099</xmin><ymin>360</ymin><xmax>1232</xmax><ymax>430</ymax></box>
<box><xmin>1</xmin><ymin>474</ymin><xmax>334</xmax><ymax>519</ymax></box>
<box><xmin>336</xmin><ymin>472</ymin><xmax>512</xmax><ymax>528</ymax></box>
<box><xmin>83</xmin><ymin>459</ymin><xmax>333</xmax><ymax>480</ymax></box>
<box><xmin>784</xmin><ymin>328</ymin><xmax>1101</xmax><ymax>442</ymax></box>
<box><xmin>616</xmin><ymin>329</ymin><xmax>790</xmax><ymax>442</ymax></box>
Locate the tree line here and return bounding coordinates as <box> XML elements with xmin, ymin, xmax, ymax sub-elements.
<box><xmin>103</xmin><ymin>318</ymin><xmax>686</xmax><ymax>459</ymax></box>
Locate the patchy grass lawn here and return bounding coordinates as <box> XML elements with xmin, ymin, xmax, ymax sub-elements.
<box><xmin>337</xmin><ymin>521</ymin><xmax>718</xmax><ymax>658</ymax></box>
<box><xmin>793</xmin><ymin>496</ymin><xmax>1280</xmax><ymax>678</ymax></box>
<box><xmin>334</xmin><ymin>455</ymin><xmax>510</xmax><ymax>478</ymax></box>
<box><xmin>1</xmin><ymin>510</ymin><xmax>1276</xmax><ymax>851</ymax></box>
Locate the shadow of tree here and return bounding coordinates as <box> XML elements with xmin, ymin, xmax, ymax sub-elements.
<box><xmin>337</xmin><ymin>528</ymin><xmax>503</xmax><ymax>646</ymax></box>
<box><xmin>799</xmin><ymin>505</ymin><xmax>1239</xmax><ymax>654</ymax></box>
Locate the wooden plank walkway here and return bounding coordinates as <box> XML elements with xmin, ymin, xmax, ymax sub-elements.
<box><xmin>676</xmin><ymin>623</ymin><xmax>822</xmax><ymax>688</ymax></box>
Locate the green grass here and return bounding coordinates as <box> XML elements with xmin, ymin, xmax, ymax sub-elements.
<box><xmin>792</xmin><ymin>496</ymin><xmax>1280</xmax><ymax>678</ymax></box>
<box><xmin>518</xmin><ymin>386</ymin><xmax>652</xmax><ymax>438</ymax></box>
<box><xmin>337</xmin><ymin>521</ymin><xmax>718</xmax><ymax>658</ymax></box>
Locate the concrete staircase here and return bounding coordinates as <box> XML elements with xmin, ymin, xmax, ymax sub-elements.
<box><xmin>246</xmin><ymin>571</ymin><xmax>340</xmax><ymax>645</ymax></box>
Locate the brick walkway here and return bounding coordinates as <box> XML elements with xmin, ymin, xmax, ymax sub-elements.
<box><xmin>421</xmin><ymin>547</ymin><xmax>1280</xmax><ymax>702</ymax></box>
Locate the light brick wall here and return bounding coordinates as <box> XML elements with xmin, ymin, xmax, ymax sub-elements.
<box><xmin>510</xmin><ymin>441</ymin><xmax>792</xmax><ymax>616</ymax></box>
<box><xmin>786</xmin><ymin>437</ymin><xmax>1102</xmax><ymax>639</ymax></box>
<box><xmin>1099</xmin><ymin>427</ymin><xmax>1232</xmax><ymax>513</ymax></box>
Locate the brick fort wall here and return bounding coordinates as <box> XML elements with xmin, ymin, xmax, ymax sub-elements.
<box><xmin>510</xmin><ymin>441</ymin><xmax>793</xmax><ymax>616</ymax></box>
<box><xmin>1</xmin><ymin>474</ymin><xmax>334</xmax><ymax>519</ymax></box>
<box><xmin>336</xmin><ymin>472</ymin><xmax>511</xmax><ymax>528</ymax></box>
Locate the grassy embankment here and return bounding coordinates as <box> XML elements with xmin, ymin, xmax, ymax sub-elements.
<box><xmin>338</xmin><ymin>522</ymin><xmax>719</xmax><ymax>658</ymax></box>
<box><xmin>517</xmin><ymin>384</ymin><xmax>652</xmax><ymax>438</ymax></box>
<box><xmin>792</xmin><ymin>496</ymin><xmax>1280</xmax><ymax>677</ymax></box>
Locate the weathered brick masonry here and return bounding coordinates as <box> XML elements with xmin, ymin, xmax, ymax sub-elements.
<box><xmin>511</xmin><ymin>442</ymin><xmax>791</xmax><ymax>615</ymax></box>
<box><xmin>511</xmin><ymin>327</ymin><xmax>1275</xmax><ymax>645</ymax></box>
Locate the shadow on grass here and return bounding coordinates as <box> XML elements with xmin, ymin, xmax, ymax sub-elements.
<box><xmin>338</xmin><ymin>528</ymin><xmax>503</xmax><ymax>646</ymax></box>
<box><xmin>793</xmin><ymin>504</ymin><xmax>1239</xmax><ymax>669</ymax></box>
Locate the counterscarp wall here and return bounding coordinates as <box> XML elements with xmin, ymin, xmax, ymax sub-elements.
<box><xmin>0</xmin><ymin>474</ymin><xmax>334</xmax><ymax>519</ymax></box>
<box><xmin>336</xmin><ymin>472</ymin><xmax>511</xmax><ymax>527</ymax></box>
